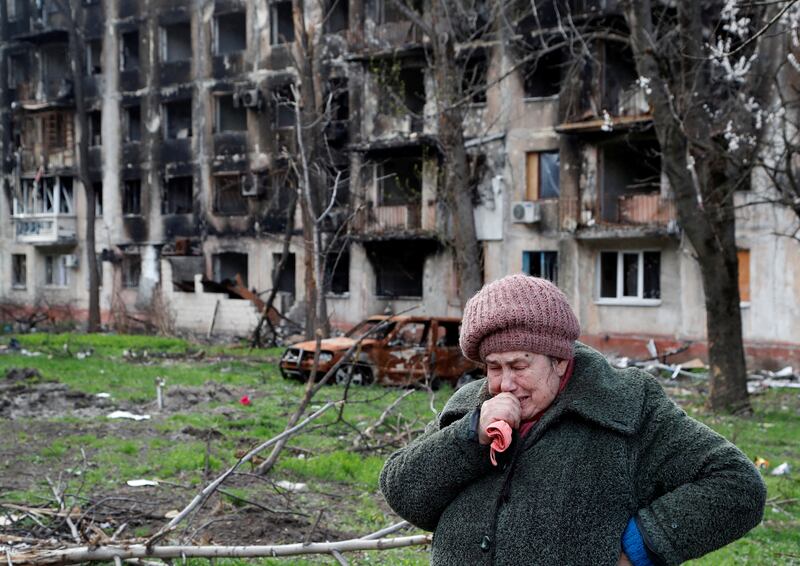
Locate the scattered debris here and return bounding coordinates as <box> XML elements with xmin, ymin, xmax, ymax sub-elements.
<box><xmin>771</xmin><ymin>462</ymin><xmax>791</xmax><ymax>476</ymax></box>
<box><xmin>681</xmin><ymin>358</ymin><xmax>707</xmax><ymax>370</ymax></box>
<box><xmin>754</xmin><ymin>457</ymin><xmax>770</xmax><ymax>470</ymax></box>
<box><xmin>107</xmin><ymin>411</ymin><xmax>151</xmax><ymax>421</ymax></box>
<box><xmin>95</xmin><ymin>393</ymin><xmax>111</xmax><ymax>399</ymax></box>
<box><xmin>126</xmin><ymin>479</ymin><xmax>159</xmax><ymax>487</ymax></box>
<box><xmin>275</xmin><ymin>481</ymin><xmax>308</xmax><ymax>493</ymax></box>
<box><xmin>747</xmin><ymin>367</ymin><xmax>800</xmax><ymax>393</ymax></box>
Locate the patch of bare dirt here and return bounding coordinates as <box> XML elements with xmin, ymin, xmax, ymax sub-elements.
<box><xmin>1</xmin><ymin>368</ymin><xmax>116</xmax><ymax>419</ymax></box>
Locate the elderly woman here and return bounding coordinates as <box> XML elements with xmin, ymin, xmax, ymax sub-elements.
<box><xmin>380</xmin><ymin>274</ymin><xmax>766</xmax><ymax>565</ymax></box>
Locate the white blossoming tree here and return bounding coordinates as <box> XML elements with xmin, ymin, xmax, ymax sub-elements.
<box><xmin>621</xmin><ymin>0</ymin><xmax>794</xmax><ymax>412</ymax></box>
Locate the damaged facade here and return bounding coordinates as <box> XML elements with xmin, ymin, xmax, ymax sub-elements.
<box><xmin>0</xmin><ymin>0</ymin><xmax>798</xmax><ymax>366</ymax></box>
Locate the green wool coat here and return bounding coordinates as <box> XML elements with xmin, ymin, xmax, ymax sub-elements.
<box><xmin>380</xmin><ymin>343</ymin><xmax>766</xmax><ymax>565</ymax></box>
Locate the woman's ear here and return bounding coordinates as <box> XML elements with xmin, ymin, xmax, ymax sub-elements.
<box><xmin>555</xmin><ymin>358</ymin><xmax>569</xmax><ymax>377</ymax></box>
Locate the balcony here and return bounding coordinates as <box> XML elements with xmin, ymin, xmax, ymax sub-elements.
<box><xmin>354</xmin><ymin>202</ymin><xmax>436</xmax><ymax>237</ymax></box>
<box><xmin>560</xmin><ymin>193</ymin><xmax>678</xmax><ymax>239</ymax></box>
<box><xmin>618</xmin><ymin>193</ymin><xmax>675</xmax><ymax>225</ymax></box>
<box><xmin>13</xmin><ymin>214</ymin><xmax>77</xmax><ymax>245</ymax></box>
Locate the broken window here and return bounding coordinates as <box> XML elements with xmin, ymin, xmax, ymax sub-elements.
<box><xmin>393</xmin><ymin>321</ymin><xmax>429</xmax><ymax>347</ymax></box>
<box><xmin>121</xmin><ymin>30</ymin><xmax>140</xmax><ymax>70</ymax></box>
<box><xmin>525</xmin><ymin>151</ymin><xmax>559</xmax><ymax>200</ymax></box>
<box><xmin>370</xmin><ymin>241</ymin><xmax>425</xmax><ymax>298</ymax></box>
<box><xmin>270</xmin><ymin>1</ymin><xmax>294</xmax><ymax>45</ymax></box>
<box><xmin>523</xmin><ymin>48</ymin><xmax>565</xmax><ymax>98</ymax></box>
<box><xmin>86</xmin><ymin>38</ymin><xmax>103</xmax><ymax>75</ymax></box>
<box><xmin>45</xmin><ymin>255</ymin><xmax>70</xmax><ymax>287</ymax></box>
<box><xmin>7</xmin><ymin>0</ymin><xmax>24</xmax><ymax>20</ymax></box>
<box><xmin>378</xmin><ymin>156</ymin><xmax>422</xmax><ymax>206</ymax></box>
<box><xmin>124</xmin><ymin>104</ymin><xmax>141</xmax><ymax>142</ymax></box>
<box><xmin>14</xmin><ymin>177</ymin><xmax>73</xmax><ymax>215</ymax></box>
<box><xmin>122</xmin><ymin>254</ymin><xmax>141</xmax><ymax>288</ymax></box>
<box><xmin>273</xmin><ymin>85</ymin><xmax>295</xmax><ymax>129</ymax></box>
<box><xmin>8</xmin><ymin>53</ymin><xmax>28</xmax><ymax>88</ymax></box>
<box><xmin>213</xmin><ymin>252</ymin><xmax>248</xmax><ymax>287</ymax></box>
<box><xmin>12</xmin><ymin>254</ymin><xmax>26</xmax><ymax>288</ymax></box>
<box><xmin>399</xmin><ymin>66</ymin><xmax>425</xmax><ymax>115</ymax></box>
<box><xmin>601</xmin><ymin>138</ymin><xmax>661</xmax><ymax>222</ymax></box>
<box><xmin>213</xmin><ymin>174</ymin><xmax>248</xmax><ymax>215</ymax></box>
<box><xmin>738</xmin><ymin>249</ymin><xmax>750</xmax><ymax>303</ymax></box>
<box><xmin>324</xmin><ymin>247</ymin><xmax>349</xmax><ymax>295</ymax></box>
<box><xmin>216</xmin><ymin>94</ymin><xmax>247</xmax><ymax>132</ymax></box>
<box><xmin>215</xmin><ymin>12</ymin><xmax>247</xmax><ymax>55</ymax></box>
<box><xmin>599</xmin><ymin>250</ymin><xmax>660</xmax><ymax>302</ymax></box>
<box><xmin>162</xmin><ymin>176</ymin><xmax>193</xmax><ymax>215</ymax></box>
<box><xmin>122</xmin><ymin>179</ymin><xmax>141</xmax><ymax>215</ymax></box>
<box><xmin>523</xmin><ymin>251</ymin><xmax>558</xmax><ymax>283</ymax></box>
<box><xmin>462</xmin><ymin>55</ymin><xmax>487</xmax><ymax>104</ymax></box>
<box><xmin>88</xmin><ymin>110</ymin><xmax>102</xmax><ymax>146</ymax></box>
<box><xmin>162</xmin><ymin>22</ymin><xmax>192</xmax><ymax>62</ymax></box>
<box><xmin>325</xmin><ymin>0</ymin><xmax>348</xmax><ymax>33</ymax></box>
<box><xmin>272</xmin><ymin>252</ymin><xmax>296</xmax><ymax>293</ymax></box>
<box><xmin>434</xmin><ymin>321</ymin><xmax>460</xmax><ymax>347</ymax></box>
<box><xmin>603</xmin><ymin>42</ymin><xmax>639</xmax><ymax>116</ymax></box>
<box><xmin>164</xmin><ymin>99</ymin><xmax>192</xmax><ymax>139</ymax></box>
<box><xmin>377</xmin><ymin>0</ymin><xmax>422</xmax><ymax>24</ymax></box>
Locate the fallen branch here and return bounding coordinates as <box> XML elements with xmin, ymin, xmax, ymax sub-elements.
<box><xmin>146</xmin><ymin>401</ymin><xmax>340</xmax><ymax>545</ymax></box>
<box><xmin>7</xmin><ymin>535</ymin><xmax>432</xmax><ymax>565</ymax></box>
<box><xmin>360</xmin><ymin>390</ymin><xmax>415</xmax><ymax>442</ymax></box>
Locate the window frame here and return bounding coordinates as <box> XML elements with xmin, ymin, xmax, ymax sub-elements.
<box><xmin>44</xmin><ymin>254</ymin><xmax>70</xmax><ymax>287</ymax></box>
<box><xmin>595</xmin><ymin>249</ymin><xmax>662</xmax><ymax>306</ymax></box>
<box><xmin>525</xmin><ymin>150</ymin><xmax>560</xmax><ymax>201</ymax></box>
<box><xmin>12</xmin><ymin>253</ymin><xmax>27</xmax><ymax>289</ymax></box>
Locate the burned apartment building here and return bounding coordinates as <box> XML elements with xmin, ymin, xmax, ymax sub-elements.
<box><xmin>0</xmin><ymin>0</ymin><xmax>798</xmax><ymax>365</ymax></box>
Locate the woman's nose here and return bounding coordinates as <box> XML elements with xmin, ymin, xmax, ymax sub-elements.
<box><xmin>500</xmin><ymin>368</ymin><xmax>516</xmax><ymax>392</ymax></box>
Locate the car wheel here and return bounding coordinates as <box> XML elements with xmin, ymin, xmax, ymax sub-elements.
<box><xmin>335</xmin><ymin>364</ymin><xmax>374</xmax><ymax>386</ymax></box>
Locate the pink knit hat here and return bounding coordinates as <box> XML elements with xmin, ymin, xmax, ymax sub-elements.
<box><xmin>459</xmin><ymin>274</ymin><xmax>580</xmax><ymax>362</ymax></box>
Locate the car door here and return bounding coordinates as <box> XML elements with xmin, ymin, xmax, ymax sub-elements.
<box><xmin>380</xmin><ymin>320</ymin><xmax>431</xmax><ymax>385</ymax></box>
<box><xmin>431</xmin><ymin>320</ymin><xmax>473</xmax><ymax>383</ymax></box>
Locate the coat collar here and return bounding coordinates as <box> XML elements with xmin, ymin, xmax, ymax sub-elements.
<box><xmin>469</xmin><ymin>343</ymin><xmax>645</xmax><ymax>436</ymax></box>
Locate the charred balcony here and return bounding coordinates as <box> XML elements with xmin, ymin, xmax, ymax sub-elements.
<box><xmin>5</xmin><ymin>0</ymin><xmax>69</xmax><ymax>43</ymax></box>
<box><xmin>11</xmin><ymin>176</ymin><xmax>77</xmax><ymax>246</ymax></box>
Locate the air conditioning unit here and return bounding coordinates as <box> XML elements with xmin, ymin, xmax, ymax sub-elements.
<box><xmin>64</xmin><ymin>254</ymin><xmax>79</xmax><ymax>268</ymax></box>
<box><xmin>236</xmin><ymin>89</ymin><xmax>263</xmax><ymax>110</ymax></box>
<box><xmin>511</xmin><ymin>201</ymin><xmax>542</xmax><ymax>224</ymax></box>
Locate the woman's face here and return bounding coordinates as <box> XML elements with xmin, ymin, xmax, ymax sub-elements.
<box><xmin>484</xmin><ymin>351</ymin><xmax>568</xmax><ymax>421</ymax></box>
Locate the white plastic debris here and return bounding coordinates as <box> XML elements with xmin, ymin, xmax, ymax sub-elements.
<box><xmin>646</xmin><ymin>339</ymin><xmax>658</xmax><ymax>359</ymax></box>
<box><xmin>164</xmin><ymin>509</ymin><xmax>180</xmax><ymax>519</ymax></box>
<box><xmin>275</xmin><ymin>480</ymin><xmax>307</xmax><ymax>492</ymax></box>
<box><xmin>774</xmin><ymin>366</ymin><xmax>794</xmax><ymax>378</ymax></box>
<box><xmin>771</xmin><ymin>462</ymin><xmax>791</xmax><ymax>476</ymax></box>
<box><xmin>96</xmin><ymin>393</ymin><xmax>111</xmax><ymax>398</ymax></box>
<box><xmin>126</xmin><ymin>479</ymin><xmax>159</xmax><ymax>487</ymax></box>
<box><xmin>108</xmin><ymin>411</ymin><xmax>151</xmax><ymax>421</ymax></box>
<box><xmin>671</xmin><ymin>364</ymin><xmax>683</xmax><ymax>380</ymax></box>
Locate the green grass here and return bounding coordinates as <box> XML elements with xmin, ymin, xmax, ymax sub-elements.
<box><xmin>1</xmin><ymin>332</ymin><xmax>797</xmax><ymax>565</ymax></box>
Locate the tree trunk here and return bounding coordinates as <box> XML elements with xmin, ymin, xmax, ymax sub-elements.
<box><xmin>62</xmin><ymin>0</ymin><xmax>101</xmax><ymax>332</ymax></box>
<box><xmin>623</xmin><ymin>0</ymin><xmax>750</xmax><ymax>413</ymax></box>
<box><xmin>430</xmin><ymin>2</ymin><xmax>482</xmax><ymax>305</ymax></box>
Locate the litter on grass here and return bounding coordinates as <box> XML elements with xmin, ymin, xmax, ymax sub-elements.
<box><xmin>126</xmin><ymin>479</ymin><xmax>159</xmax><ymax>487</ymax></box>
<box><xmin>771</xmin><ymin>462</ymin><xmax>791</xmax><ymax>476</ymax></box>
<box><xmin>275</xmin><ymin>480</ymin><xmax>308</xmax><ymax>492</ymax></box>
<box><xmin>108</xmin><ymin>410</ymin><xmax>151</xmax><ymax>421</ymax></box>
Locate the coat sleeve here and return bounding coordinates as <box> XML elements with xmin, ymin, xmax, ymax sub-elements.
<box><xmin>632</xmin><ymin>377</ymin><xmax>766</xmax><ymax>565</ymax></box>
<box><xmin>379</xmin><ymin>383</ymin><xmax>494</xmax><ymax>531</ymax></box>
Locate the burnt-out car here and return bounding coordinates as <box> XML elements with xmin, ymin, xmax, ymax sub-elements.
<box><xmin>279</xmin><ymin>316</ymin><xmax>481</xmax><ymax>387</ymax></box>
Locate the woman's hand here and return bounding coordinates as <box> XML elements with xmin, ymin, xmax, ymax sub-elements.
<box><xmin>478</xmin><ymin>392</ymin><xmax>520</xmax><ymax>444</ymax></box>
<box><xmin>617</xmin><ymin>552</ymin><xmax>633</xmax><ymax>566</ymax></box>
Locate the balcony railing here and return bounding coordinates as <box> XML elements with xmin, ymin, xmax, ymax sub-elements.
<box><xmin>13</xmin><ymin>214</ymin><xmax>77</xmax><ymax>245</ymax></box>
<box><xmin>356</xmin><ymin>202</ymin><xmax>436</xmax><ymax>234</ymax></box>
<box><xmin>618</xmin><ymin>193</ymin><xmax>675</xmax><ymax>225</ymax></box>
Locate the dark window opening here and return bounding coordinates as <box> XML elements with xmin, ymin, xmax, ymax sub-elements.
<box><xmin>215</xmin><ymin>12</ymin><xmax>247</xmax><ymax>55</ymax></box>
<box><xmin>213</xmin><ymin>175</ymin><xmax>248</xmax><ymax>215</ymax></box>
<box><xmin>643</xmin><ymin>251</ymin><xmax>661</xmax><ymax>300</ymax></box>
<box><xmin>325</xmin><ymin>0</ymin><xmax>348</xmax><ymax>33</ymax></box>
<box><xmin>369</xmin><ymin>242</ymin><xmax>425</xmax><ymax>298</ymax></box>
<box><xmin>217</xmin><ymin>94</ymin><xmax>247</xmax><ymax>132</ymax></box>
<box><xmin>462</xmin><ymin>56</ymin><xmax>487</xmax><ymax>104</ymax></box>
<box><xmin>399</xmin><ymin>67</ymin><xmax>425</xmax><ymax>115</ymax></box>
<box><xmin>272</xmin><ymin>252</ymin><xmax>296</xmax><ymax>293</ymax></box>
<box><xmin>164</xmin><ymin>99</ymin><xmax>192</xmax><ymax>139</ymax></box>
<box><xmin>88</xmin><ymin>110</ymin><xmax>102</xmax><ymax>146</ymax></box>
<box><xmin>271</xmin><ymin>1</ymin><xmax>295</xmax><ymax>45</ymax></box>
<box><xmin>12</xmin><ymin>254</ymin><xmax>26</xmax><ymax>288</ymax></box>
<box><xmin>601</xmin><ymin>138</ymin><xmax>661</xmax><ymax>222</ymax></box>
<box><xmin>86</xmin><ymin>39</ymin><xmax>103</xmax><ymax>75</ymax></box>
<box><xmin>122</xmin><ymin>254</ymin><xmax>141</xmax><ymax>288</ymax></box>
<box><xmin>600</xmin><ymin>251</ymin><xmax>617</xmax><ymax>298</ymax></box>
<box><xmin>435</xmin><ymin>321</ymin><xmax>460</xmax><ymax>347</ymax></box>
<box><xmin>42</xmin><ymin>111</ymin><xmax>69</xmax><ymax>150</ymax></box>
<box><xmin>213</xmin><ymin>252</ymin><xmax>248</xmax><ymax>287</ymax></box>
<box><xmin>378</xmin><ymin>156</ymin><xmax>422</xmax><ymax>206</ymax></box>
<box><xmin>124</xmin><ymin>105</ymin><xmax>141</xmax><ymax>142</ymax></box>
<box><xmin>273</xmin><ymin>85</ymin><xmax>295</xmax><ymax>129</ymax></box>
<box><xmin>523</xmin><ymin>48</ymin><xmax>565</xmax><ymax>98</ymax></box>
<box><xmin>94</xmin><ymin>182</ymin><xmax>103</xmax><ymax>216</ymax></box>
<box><xmin>162</xmin><ymin>176</ymin><xmax>193</xmax><ymax>215</ymax></box>
<box><xmin>122</xmin><ymin>179</ymin><xmax>141</xmax><ymax>215</ymax></box>
<box><xmin>7</xmin><ymin>0</ymin><xmax>25</xmax><ymax>20</ymax></box>
<box><xmin>523</xmin><ymin>251</ymin><xmax>558</xmax><ymax>283</ymax></box>
<box><xmin>324</xmin><ymin>247</ymin><xmax>349</xmax><ymax>295</ymax></box>
<box><xmin>162</xmin><ymin>22</ymin><xmax>192</xmax><ymax>62</ymax></box>
<box><xmin>603</xmin><ymin>41</ymin><xmax>639</xmax><ymax>116</ymax></box>
<box><xmin>8</xmin><ymin>53</ymin><xmax>28</xmax><ymax>88</ymax></box>
<box><xmin>121</xmin><ymin>30</ymin><xmax>139</xmax><ymax>70</ymax></box>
